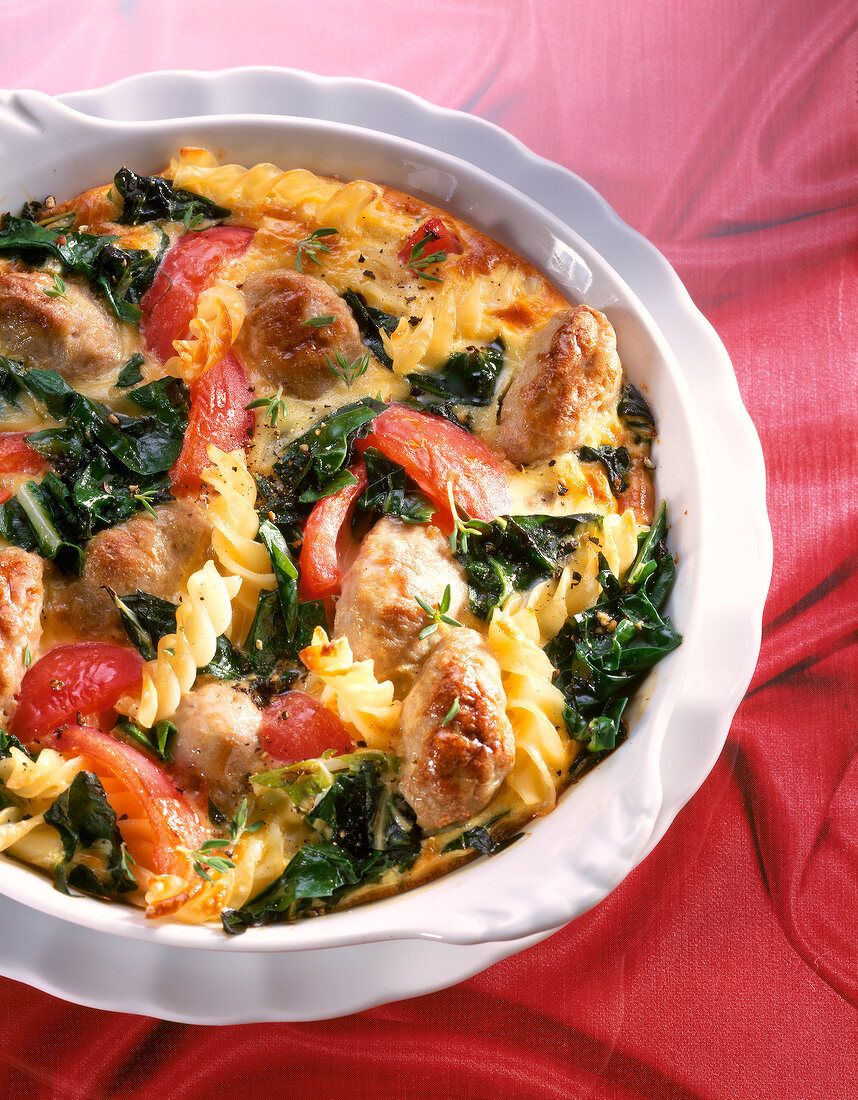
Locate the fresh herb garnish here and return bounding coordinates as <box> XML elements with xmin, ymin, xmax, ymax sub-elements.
<box><xmin>440</xmin><ymin>697</ymin><xmax>460</xmax><ymax>726</ymax></box>
<box><xmin>246</xmin><ymin>386</ymin><xmax>288</xmax><ymax>428</ymax></box>
<box><xmin>403</xmin><ymin>232</ymin><xmax>447</xmax><ymax>282</ymax></box>
<box><xmin>447</xmin><ymin>486</ymin><xmax>491</xmax><ymax>556</ymax></box>
<box><xmin>301</xmin><ymin>315</ymin><xmax>335</xmax><ymax>328</ymax></box>
<box><xmin>42</xmin><ymin>272</ymin><xmax>67</xmax><ymax>300</ymax></box>
<box><xmin>415</xmin><ymin>584</ymin><xmax>463</xmax><ymax>640</ymax></box>
<box><xmin>295</xmin><ymin>227</ymin><xmax>338</xmax><ymax>272</ymax></box>
<box><xmin>326</xmin><ymin>350</ymin><xmax>370</xmax><ymax>388</ymax></box>
<box><xmin>189</xmin><ymin>798</ymin><xmax>263</xmax><ymax>883</ymax></box>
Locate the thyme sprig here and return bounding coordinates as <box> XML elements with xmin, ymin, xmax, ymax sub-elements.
<box><xmin>405</xmin><ymin>232</ymin><xmax>447</xmax><ymax>282</ymax></box>
<box><xmin>189</xmin><ymin>798</ymin><xmax>264</xmax><ymax>883</ymax></box>
<box><xmin>295</xmin><ymin>227</ymin><xmax>338</xmax><ymax>272</ymax></box>
<box><xmin>415</xmin><ymin>583</ymin><xmax>463</xmax><ymax>640</ymax></box>
<box><xmin>246</xmin><ymin>386</ymin><xmax>288</xmax><ymax>428</ymax></box>
<box><xmin>326</xmin><ymin>350</ymin><xmax>371</xmax><ymax>388</ymax></box>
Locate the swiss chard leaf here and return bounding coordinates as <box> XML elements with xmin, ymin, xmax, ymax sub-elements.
<box><xmin>113</xmin><ymin>168</ymin><xmax>230</xmax><ymax>227</ymax></box>
<box><xmin>223</xmin><ymin>754</ymin><xmax>421</xmax><ymax>933</ymax></box>
<box><xmin>272</xmin><ymin>397</ymin><xmax>384</xmax><ymax>508</ymax></box>
<box><xmin>44</xmin><ymin>771</ymin><xmax>137</xmax><ymax>899</ymax></box>
<box><xmin>341</xmin><ymin>289</ymin><xmax>399</xmax><ymax>368</ymax></box>
<box><xmin>406</xmin><ymin>338</ymin><xmax>505</xmax><ymax>407</ymax></box>
<box><xmin>0</xmin><ymin>355</ymin><xmax>26</xmax><ymax>410</ymax></box>
<box><xmin>618</xmin><ymin>382</ymin><xmax>656</xmax><ymax>442</ymax></box>
<box><xmin>357</xmin><ymin>448</ymin><xmax>433</xmax><ymax>524</ymax></box>
<box><xmin>116</xmin><ymin>353</ymin><xmax>144</xmax><ymax>388</ymax></box>
<box><xmin>0</xmin><ymin>214</ymin><xmax>161</xmax><ymax>323</ymax></box>
<box><xmin>0</xmin><ymin>730</ymin><xmax>34</xmax><ymax>761</ymax></box>
<box><xmin>113</xmin><ymin>717</ymin><xmax>176</xmax><ymax>763</ymax></box>
<box><xmin>577</xmin><ymin>445</ymin><xmax>631</xmax><ymax>495</ymax></box>
<box><xmin>545</xmin><ymin>502</ymin><xmax>681</xmax><ymax>762</ymax></box>
<box><xmin>454</xmin><ymin>512</ymin><xmax>597</xmax><ymax>619</ymax></box>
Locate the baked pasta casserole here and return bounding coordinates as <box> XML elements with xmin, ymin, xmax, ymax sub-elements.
<box><xmin>0</xmin><ymin>151</ymin><xmax>681</xmax><ymax>931</ymax></box>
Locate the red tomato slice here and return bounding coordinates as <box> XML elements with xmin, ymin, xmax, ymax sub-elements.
<box><xmin>259</xmin><ymin>691</ymin><xmax>355</xmax><ymax>765</ymax></box>
<box><xmin>43</xmin><ymin>723</ymin><xmax>207</xmax><ymax>878</ymax></box>
<box><xmin>0</xmin><ymin>432</ymin><xmax>49</xmax><ymax>475</ymax></box>
<box><xmin>140</xmin><ymin>225</ymin><xmax>254</xmax><ymax>364</ymax></box>
<box><xmin>368</xmin><ymin>405</ymin><xmax>512</xmax><ymax>528</ymax></box>
<box><xmin>10</xmin><ymin>643</ymin><xmax>144</xmax><ymax>743</ymax></box>
<box><xmin>397</xmin><ymin>217</ymin><xmax>464</xmax><ymax>268</ymax></box>
<box><xmin>169</xmin><ymin>351</ymin><xmax>255</xmax><ymax>492</ymax></box>
<box><xmin>298</xmin><ymin>463</ymin><xmax>368</xmax><ymax>600</ymax></box>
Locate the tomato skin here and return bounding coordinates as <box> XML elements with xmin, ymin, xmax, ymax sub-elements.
<box><xmin>368</xmin><ymin>405</ymin><xmax>512</xmax><ymax>528</ymax></box>
<box><xmin>259</xmin><ymin>691</ymin><xmax>355</xmax><ymax>765</ymax></box>
<box><xmin>140</xmin><ymin>225</ymin><xmax>254</xmax><ymax>363</ymax></box>
<box><xmin>169</xmin><ymin>351</ymin><xmax>255</xmax><ymax>491</ymax></box>
<box><xmin>10</xmin><ymin>643</ymin><xmax>144</xmax><ymax>743</ymax></box>
<box><xmin>0</xmin><ymin>432</ymin><xmax>49</xmax><ymax>475</ymax></box>
<box><xmin>42</xmin><ymin>723</ymin><xmax>207</xmax><ymax>877</ymax></box>
<box><xmin>397</xmin><ymin>217</ymin><xmax>464</xmax><ymax>267</ymax></box>
<box><xmin>297</xmin><ymin>463</ymin><xmax>368</xmax><ymax>600</ymax></box>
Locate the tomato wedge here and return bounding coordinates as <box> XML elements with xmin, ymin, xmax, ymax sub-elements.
<box><xmin>40</xmin><ymin>723</ymin><xmax>207</xmax><ymax>877</ymax></box>
<box><xmin>169</xmin><ymin>351</ymin><xmax>254</xmax><ymax>491</ymax></box>
<box><xmin>365</xmin><ymin>404</ymin><xmax>512</xmax><ymax>528</ymax></box>
<box><xmin>140</xmin><ymin>225</ymin><xmax>254</xmax><ymax>364</ymax></box>
<box><xmin>259</xmin><ymin>692</ymin><xmax>354</xmax><ymax>765</ymax></box>
<box><xmin>397</xmin><ymin>217</ymin><xmax>464</xmax><ymax>268</ymax></box>
<box><xmin>0</xmin><ymin>432</ymin><xmax>49</xmax><ymax>476</ymax></box>
<box><xmin>298</xmin><ymin>463</ymin><xmax>368</xmax><ymax>600</ymax></box>
<box><xmin>10</xmin><ymin>642</ymin><xmax>144</xmax><ymax>743</ymax></box>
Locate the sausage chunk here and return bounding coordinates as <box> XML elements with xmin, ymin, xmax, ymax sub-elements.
<box><xmin>0</xmin><ymin>265</ymin><xmax>125</xmax><ymax>388</ymax></box>
<box><xmin>236</xmin><ymin>269</ymin><xmax>366</xmax><ymax>398</ymax></box>
<box><xmin>0</xmin><ymin>548</ymin><xmax>43</xmax><ymax>725</ymax></box>
<box><xmin>333</xmin><ymin>517</ymin><xmax>473</xmax><ymax>695</ymax></box>
<box><xmin>398</xmin><ymin>628</ymin><xmax>514</xmax><ymax>831</ymax></box>
<box><xmin>171</xmin><ymin>682</ymin><xmax>264</xmax><ymax>814</ymax></box>
<box><xmin>496</xmin><ymin>305</ymin><xmax>623</xmax><ymax>465</ymax></box>
<box><xmin>43</xmin><ymin>501</ymin><xmax>212</xmax><ymax>644</ymax></box>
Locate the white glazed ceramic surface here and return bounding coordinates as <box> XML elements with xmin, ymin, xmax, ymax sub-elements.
<box><xmin>0</xmin><ymin>69</ymin><xmax>770</xmax><ymax>1021</ymax></box>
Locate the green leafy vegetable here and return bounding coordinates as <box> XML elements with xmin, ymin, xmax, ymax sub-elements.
<box><xmin>357</xmin><ymin>448</ymin><xmax>433</xmax><ymax>525</ymax></box>
<box><xmin>116</xmin><ymin>353</ymin><xmax>145</xmax><ymax>388</ymax></box>
<box><xmin>272</xmin><ymin>397</ymin><xmax>384</xmax><ymax>510</ymax></box>
<box><xmin>341</xmin><ymin>290</ymin><xmax>399</xmax><ymax>369</ymax></box>
<box><xmin>223</xmin><ymin>754</ymin><xmax>421</xmax><ymax>933</ymax></box>
<box><xmin>44</xmin><ymin>772</ymin><xmax>137</xmax><ymax>898</ymax></box>
<box><xmin>113</xmin><ymin>167</ymin><xmax>230</xmax><ymax>227</ymax></box>
<box><xmin>0</xmin><ymin>730</ymin><xmax>34</xmax><ymax>761</ymax></box>
<box><xmin>406</xmin><ymin>339</ymin><xmax>505</xmax><ymax>407</ymax></box>
<box><xmin>618</xmin><ymin>382</ymin><xmax>656</xmax><ymax>442</ymax></box>
<box><xmin>453</xmin><ymin>512</ymin><xmax>597</xmax><ymax>619</ymax></box>
<box><xmin>0</xmin><ymin>214</ymin><xmax>165</xmax><ymax>323</ymax></box>
<box><xmin>577</xmin><ymin>445</ymin><xmax>631</xmax><ymax>495</ymax></box>
<box><xmin>545</xmin><ymin>502</ymin><xmax>681</xmax><ymax>759</ymax></box>
<box><xmin>113</xmin><ymin>716</ymin><xmax>176</xmax><ymax>763</ymax></box>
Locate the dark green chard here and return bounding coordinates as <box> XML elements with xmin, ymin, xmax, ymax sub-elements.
<box><xmin>341</xmin><ymin>290</ymin><xmax>399</xmax><ymax>368</ymax></box>
<box><xmin>357</xmin><ymin>448</ymin><xmax>433</xmax><ymax>524</ymax></box>
<box><xmin>453</xmin><ymin>512</ymin><xmax>598</xmax><ymax>619</ymax></box>
<box><xmin>406</xmin><ymin>338</ymin><xmax>505</xmax><ymax>407</ymax></box>
<box><xmin>545</xmin><ymin>502</ymin><xmax>682</xmax><ymax>768</ymax></box>
<box><xmin>617</xmin><ymin>381</ymin><xmax>656</xmax><ymax>443</ymax></box>
<box><xmin>43</xmin><ymin>771</ymin><xmax>137</xmax><ymax>899</ymax></box>
<box><xmin>0</xmin><ymin>214</ymin><xmax>166</xmax><ymax>323</ymax></box>
<box><xmin>271</xmin><ymin>397</ymin><xmax>384</xmax><ymax>509</ymax></box>
<box><xmin>0</xmin><ymin>367</ymin><xmax>188</xmax><ymax>573</ymax></box>
<box><xmin>222</xmin><ymin>753</ymin><xmax>421</xmax><ymax>933</ymax></box>
<box><xmin>577</xmin><ymin>445</ymin><xmax>631</xmax><ymax>495</ymax></box>
<box><xmin>113</xmin><ymin>167</ymin><xmax>230</xmax><ymax>227</ymax></box>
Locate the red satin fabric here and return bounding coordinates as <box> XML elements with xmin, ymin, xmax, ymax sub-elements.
<box><xmin>1</xmin><ymin>1</ymin><xmax>857</xmax><ymax>1096</ymax></box>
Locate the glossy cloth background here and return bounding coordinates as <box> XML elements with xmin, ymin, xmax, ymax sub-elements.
<box><xmin>0</xmin><ymin>1</ymin><xmax>856</xmax><ymax>1096</ymax></box>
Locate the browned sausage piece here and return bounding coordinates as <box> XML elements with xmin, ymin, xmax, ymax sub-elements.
<box><xmin>398</xmin><ymin>627</ymin><xmax>514</xmax><ymax>831</ymax></box>
<box><xmin>0</xmin><ymin>265</ymin><xmax>125</xmax><ymax>387</ymax></box>
<box><xmin>333</xmin><ymin>517</ymin><xmax>473</xmax><ymax>696</ymax></box>
<box><xmin>236</xmin><ymin>269</ymin><xmax>366</xmax><ymax>398</ymax></box>
<box><xmin>496</xmin><ymin>304</ymin><xmax>623</xmax><ymax>465</ymax></box>
<box><xmin>43</xmin><ymin>501</ymin><xmax>212</xmax><ymax>645</ymax></box>
<box><xmin>170</xmin><ymin>682</ymin><xmax>264</xmax><ymax>814</ymax></box>
<box><xmin>0</xmin><ymin>548</ymin><xmax>43</xmax><ymax>725</ymax></box>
